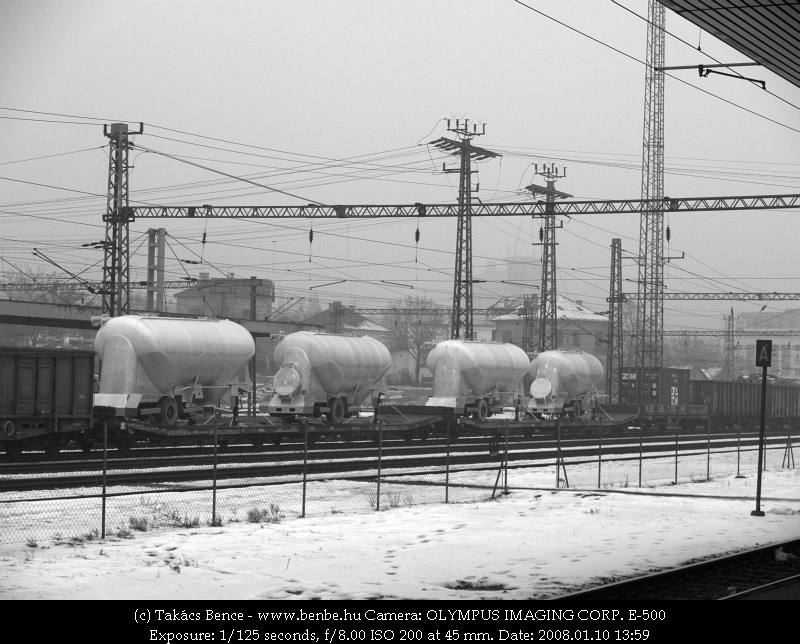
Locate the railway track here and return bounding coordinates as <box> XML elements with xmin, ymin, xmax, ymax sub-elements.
<box><xmin>0</xmin><ymin>451</ymin><xmax>512</xmax><ymax>491</ymax></box>
<box><xmin>0</xmin><ymin>433</ymin><xmax>779</xmax><ymax>492</ymax></box>
<box><xmin>0</xmin><ymin>427</ymin><xmax>776</xmax><ymax>465</ymax></box>
<box><xmin>552</xmin><ymin>539</ymin><xmax>800</xmax><ymax>600</ymax></box>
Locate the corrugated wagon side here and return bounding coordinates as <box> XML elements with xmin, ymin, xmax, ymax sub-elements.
<box><xmin>0</xmin><ymin>346</ymin><xmax>96</xmax><ymax>455</ymax></box>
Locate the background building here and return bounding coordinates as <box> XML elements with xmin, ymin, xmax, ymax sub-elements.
<box><xmin>739</xmin><ymin>307</ymin><xmax>800</xmax><ymax>381</ymax></box>
<box><xmin>175</xmin><ymin>273</ymin><xmax>274</xmax><ymax>320</ymax></box>
<box><xmin>491</xmin><ymin>295</ymin><xmax>608</xmax><ymax>365</ymax></box>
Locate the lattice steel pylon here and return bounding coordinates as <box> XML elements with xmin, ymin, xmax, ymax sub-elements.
<box><xmin>527</xmin><ymin>165</ymin><xmax>570</xmax><ymax>352</ymax></box>
<box><xmin>102</xmin><ymin>122</ymin><xmax>142</xmax><ymax>317</ymax></box>
<box><xmin>635</xmin><ymin>0</ymin><xmax>666</xmax><ymax>384</ymax></box>
<box><xmin>431</xmin><ymin>120</ymin><xmax>498</xmax><ymax>340</ymax></box>
<box><xmin>606</xmin><ymin>238</ymin><xmax>625</xmax><ymax>402</ymax></box>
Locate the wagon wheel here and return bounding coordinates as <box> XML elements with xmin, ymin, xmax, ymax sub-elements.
<box><xmin>2</xmin><ymin>420</ymin><xmax>15</xmax><ymax>437</ymax></box>
<box><xmin>159</xmin><ymin>396</ymin><xmax>179</xmax><ymax>427</ymax></box>
<box><xmin>2</xmin><ymin>440</ymin><xmax>23</xmax><ymax>460</ymax></box>
<box><xmin>472</xmin><ymin>399</ymin><xmax>488</xmax><ymax>422</ymax></box>
<box><xmin>327</xmin><ymin>397</ymin><xmax>345</xmax><ymax>424</ymax></box>
<box><xmin>43</xmin><ymin>436</ymin><xmax>61</xmax><ymax>456</ymax></box>
<box><xmin>115</xmin><ymin>436</ymin><xmax>131</xmax><ymax>454</ymax></box>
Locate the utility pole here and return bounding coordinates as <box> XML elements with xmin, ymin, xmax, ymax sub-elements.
<box><xmin>330</xmin><ymin>301</ymin><xmax>345</xmax><ymax>333</ymax></box>
<box><xmin>432</xmin><ymin>120</ymin><xmax>498</xmax><ymax>340</ymax></box>
<box><xmin>606</xmin><ymin>238</ymin><xmax>625</xmax><ymax>402</ymax></box>
<box><xmin>527</xmin><ymin>164</ymin><xmax>570</xmax><ymax>352</ymax></box>
<box><xmin>146</xmin><ymin>228</ymin><xmax>166</xmax><ymax>312</ymax></box>
<box><xmin>521</xmin><ymin>294</ymin><xmax>539</xmax><ymax>354</ymax></box>
<box><xmin>724</xmin><ymin>309</ymin><xmax>738</xmax><ymax>379</ymax></box>
<box><xmin>102</xmin><ymin>122</ymin><xmax>143</xmax><ymax>317</ymax></box>
<box><xmin>636</xmin><ymin>0</ymin><xmax>666</xmax><ymax>386</ymax></box>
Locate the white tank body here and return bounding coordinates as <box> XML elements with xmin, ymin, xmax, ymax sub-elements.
<box><xmin>94</xmin><ymin>315</ymin><xmax>255</xmax><ymax>414</ymax></box>
<box><xmin>528</xmin><ymin>350</ymin><xmax>604</xmax><ymax>415</ymax></box>
<box><xmin>267</xmin><ymin>332</ymin><xmax>391</xmax><ymax>417</ymax></box>
<box><xmin>425</xmin><ymin>340</ymin><xmax>530</xmax><ymax>410</ymax></box>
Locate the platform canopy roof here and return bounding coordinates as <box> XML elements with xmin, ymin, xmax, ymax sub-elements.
<box><xmin>659</xmin><ymin>1</ymin><xmax>800</xmax><ymax>88</ymax></box>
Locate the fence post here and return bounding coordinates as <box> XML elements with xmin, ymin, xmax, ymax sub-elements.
<box><xmin>674</xmin><ymin>415</ymin><xmax>679</xmax><ymax>485</ymax></box>
<box><xmin>102</xmin><ymin>420</ymin><xmax>107</xmax><ymax>538</ymax></box>
<box><xmin>597</xmin><ymin>421</ymin><xmax>602</xmax><ymax>489</ymax></box>
<box><xmin>212</xmin><ymin>415</ymin><xmax>218</xmax><ymax>525</ymax></box>
<box><xmin>445</xmin><ymin>418</ymin><xmax>451</xmax><ymax>504</ymax></box>
<box><xmin>736</xmin><ymin>416</ymin><xmax>745</xmax><ymax>478</ymax></box>
<box><xmin>504</xmin><ymin>425</ymin><xmax>509</xmax><ymax>494</ymax></box>
<box><xmin>706</xmin><ymin>414</ymin><xmax>711</xmax><ymax>481</ymax></box>
<box><xmin>638</xmin><ymin>422</ymin><xmax>643</xmax><ymax>488</ymax></box>
<box><xmin>783</xmin><ymin>426</ymin><xmax>795</xmax><ymax>469</ymax></box>
<box><xmin>376</xmin><ymin>421</ymin><xmax>382</xmax><ymax>512</ymax></box>
<box><xmin>302</xmin><ymin>422</ymin><xmax>308</xmax><ymax>518</ymax></box>
<box><xmin>555</xmin><ymin>418</ymin><xmax>561</xmax><ymax>488</ymax></box>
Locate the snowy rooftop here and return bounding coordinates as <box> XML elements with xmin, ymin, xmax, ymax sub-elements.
<box><xmin>301</xmin><ymin>304</ymin><xmax>389</xmax><ymax>334</ymax></box>
<box><xmin>492</xmin><ymin>294</ymin><xmax>608</xmax><ymax>322</ymax></box>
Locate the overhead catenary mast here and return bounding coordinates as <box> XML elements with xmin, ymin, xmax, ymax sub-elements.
<box><xmin>431</xmin><ymin>120</ymin><xmax>499</xmax><ymax>340</ymax></box>
<box><xmin>635</xmin><ymin>0</ymin><xmax>666</xmax><ymax>383</ymax></box>
<box><xmin>102</xmin><ymin>122</ymin><xmax>143</xmax><ymax>317</ymax></box>
<box><xmin>526</xmin><ymin>164</ymin><xmax>570</xmax><ymax>352</ymax></box>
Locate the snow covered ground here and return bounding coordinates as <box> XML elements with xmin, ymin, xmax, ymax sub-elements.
<box><xmin>2</xmin><ymin>455</ymin><xmax>799</xmax><ymax>600</ymax></box>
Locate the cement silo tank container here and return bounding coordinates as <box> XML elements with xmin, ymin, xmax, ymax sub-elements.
<box><xmin>424</xmin><ymin>340</ymin><xmax>530</xmax><ymax>421</ymax></box>
<box><xmin>94</xmin><ymin>315</ymin><xmax>255</xmax><ymax>424</ymax></box>
<box><xmin>266</xmin><ymin>331</ymin><xmax>392</xmax><ymax>423</ymax></box>
<box><xmin>527</xmin><ymin>350</ymin><xmax>605</xmax><ymax>418</ymax></box>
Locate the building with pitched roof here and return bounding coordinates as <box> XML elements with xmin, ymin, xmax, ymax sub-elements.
<box><xmin>491</xmin><ymin>294</ymin><xmax>608</xmax><ymax>365</ymax></box>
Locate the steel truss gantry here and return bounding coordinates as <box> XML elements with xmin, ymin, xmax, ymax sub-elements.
<box><xmin>98</xmin><ymin>128</ymin><xmax>800</xmax><ymax>354</ymax></box>
<box><xmin>121</xmin><ymin>194</ymin><xmax>800</xmax><ymax>220</ymax></box>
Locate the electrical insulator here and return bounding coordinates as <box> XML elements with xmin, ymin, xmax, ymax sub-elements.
<box><xmin>666</xmin><ymin>225</ymin><xmax>671</xmax><ymax>242</ymax></box>
<box><xmin>202</xmin><ymin>232</ymin><xmax>206</xmax><ymax>244</ymax></box>
<box><xmin>309</xmin><ymin>228</ymin><xmax>314</xmax><ymax>245</ymax></box>
<box><xmin>415</xmin><ymin>228</ymin><xmax>420</xmax><ymax>244</ymax></box>
<box><xmin>539</xmin><ymin>226</ymin><xmax>544</xmax><ymax>242</ymax></box>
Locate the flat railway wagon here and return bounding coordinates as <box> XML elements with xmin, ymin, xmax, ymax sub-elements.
<box><xmin>0</xmin><ymin>346</ymin><xmax>96</xmax><ymax>455</ymax></box>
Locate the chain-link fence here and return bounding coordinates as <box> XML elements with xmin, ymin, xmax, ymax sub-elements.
<box><xmin>558</xmin><ymin>423</ymin><xmax>796</xmax><ymax>490</ymax></box>
<box><xmin>0</xmin><ymin>423</ymin><xmax>510</xmax><ymax>544</ymax></box>
<box><xmin>1</xmin><ymin>422</ymin><xmax>796</xmax><ymax>544</ymax></box>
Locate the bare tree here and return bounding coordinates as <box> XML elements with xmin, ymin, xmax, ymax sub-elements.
<box><xmin>664</xmin><ymin>336</ymin><xmax>725</xmax><ymax>371</ymax></box>
<box><xmin>385</xmin><ymin>296</ymin><xmax>446</xmax><ymax>384</ymax></box>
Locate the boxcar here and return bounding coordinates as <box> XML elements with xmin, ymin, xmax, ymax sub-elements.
<box><xmin>619</xmin><ymin>367</ymin><xmax>691</xmax><ymax>405</ymax></box>
<box><xmin>690</xmin><ymin>379</ymin><xmax>800</xmax><ymax>431</ymax></box>
<box><xmin>0</xmin><ymin>346</ymin><xmax>96</xmax><ymax>454</ymax></box>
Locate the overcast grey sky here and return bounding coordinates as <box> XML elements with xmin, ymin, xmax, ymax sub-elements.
<box><xmin>1</xmin><ymin>1</ymin><xmax>798</xmax><ymax>334</ymax></box>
